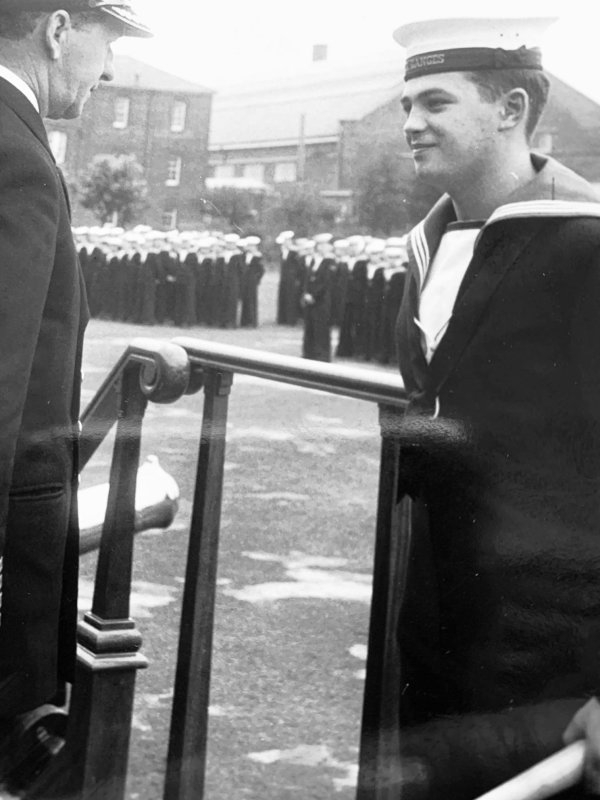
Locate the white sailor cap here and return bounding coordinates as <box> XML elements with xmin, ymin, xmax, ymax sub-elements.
<box><xmin>313</xmin><ymin>233</ymin><xmax>333</xmax><ymax>244</ymax></box>
<box><xmin>366</xmin><ymin>238</ymin><xmax>386</xmax><ymax>255</ymax></box>
<box><xmin>385</xmin><ymin>246</ymin><xmax>407</xmax><ymax>259</ymax></box>
<box><xmin>393</xmin><ymin>17</ymin><xmax>556</xmax><ymax>81</ymax></box>
<box><xmin>223</xmin><ymin>233</ymin><xmax>240</xmax><ymax>244</ymax></box>
<box><xmin>243</xmin><ymin>236</ymin><xmax>261</xmax><ymax>247</ymax></box>
<box><xmin>295</xmin><ymin>238</ymin><xmax>315</xmax><ymax>250</ymax></box>
<box><xmin>385</xmin><ymin>236</ymin><xmax>407</xmax><ymax>248</ymax></box>
<box><xmin>347</xmin><ymin>235</ymin><xmax>366</xmax><ymax>251</ymax></box>
<box><xmin>276</xmin><ymin>230</ymin><xmax>295</xmax><ymax>244</ymax></box>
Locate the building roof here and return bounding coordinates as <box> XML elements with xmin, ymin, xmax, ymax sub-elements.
<box><xmin>111</xmin><ymin>54</ymin><xmax>212</xmax><ymax>95</ymax></box>
<box><xmin>546</xmin><ymin>73</ymin><xmax>600</xmax><ymax>132</ymax></box>
<box><xmin>209</xmin><ymin>56</ymin><xmax>600</xmax><ymax>152</ymax></box>
<box><xmin>209</xmin><ymin>58</ymin><xmax>404</xmax><ymax>150</ymax></box>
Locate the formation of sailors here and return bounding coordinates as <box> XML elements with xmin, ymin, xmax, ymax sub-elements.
<box><xmin>73</xmin><ymin>225</ymin><xmax>265</xmax><ymax>329</ymax></box>
<box><xmin>276</xmin><ymin>231</ymin><xmax>409</xmax><ymax>364</ymax></box>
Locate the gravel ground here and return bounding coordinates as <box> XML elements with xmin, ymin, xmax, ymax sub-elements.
<box><xmin>78</xmin><ymin>272</ymin><xmax>399</xmax><ymax>800</ymax></box>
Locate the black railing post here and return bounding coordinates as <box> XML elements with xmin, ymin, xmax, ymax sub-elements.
<box><xmin>28</xmin><ymin>363</ymin><xmax>147</xmax><ymax>800</ymax></box>
<box><xmin>357</xmin><ymin>404</ymin><xmax>411</xmax><ymax>800</ymax></box>
<box><xmin>164</xmin><ymin>368</ymin><xmax>233</xmax><ymax>800</ymax></box>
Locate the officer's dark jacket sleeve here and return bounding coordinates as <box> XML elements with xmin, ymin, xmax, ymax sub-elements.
<box><xmin>0</xmin><ymin>133</ymin><xmax>60</xmax><ymax>553</ymax></box>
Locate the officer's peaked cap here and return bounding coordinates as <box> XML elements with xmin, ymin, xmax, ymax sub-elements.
<box><xmin>0</xmin><ymin>0</ymin><xmax>153</xmax><ymax>38</ymax></box>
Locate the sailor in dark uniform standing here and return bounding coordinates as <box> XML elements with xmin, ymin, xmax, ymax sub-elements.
<box><xmin>301</xmin><ymin>233</ymin><xmax>335</xmax><ymax>362</ymax></box>
<box><xmin>391</xmin><ymin>15</ymin><xmax>600</xmax><ymax>798</ymax></box>
<box><xmin>240</xmin><ymin>236</ymin><xmax>265</xmax><ymax>328</ymax></box>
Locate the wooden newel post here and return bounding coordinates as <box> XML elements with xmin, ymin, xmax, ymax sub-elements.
<box><xmin>28</xmin><ymin>364</ymin><xmax>150</xmax><ymax>800</ymax></box>
<box><xmin>164</xmin><ymin>368</ymin><xmax>233</xmax><ymax>800</ymax></box>
<box><xmin>357</xmin><ymin>403</ymin><xmax>411</xmax><ymax>800</ymax></box>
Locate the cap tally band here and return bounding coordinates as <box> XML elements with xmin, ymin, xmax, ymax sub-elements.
<box><xmin>405</xmin><ymin>45</ymin><xmax>543</xmax><ymax>80</ymax></box>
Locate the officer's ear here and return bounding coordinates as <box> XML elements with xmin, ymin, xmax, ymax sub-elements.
<box><xmin>498</xmin><ymin>88</ymin><xmax>529</xmax><ymax>133</ymax></box>
<box><xmin>44</xmin><ymin>10</ymin><xmax>72</xmax><ymax>60</ymax></box>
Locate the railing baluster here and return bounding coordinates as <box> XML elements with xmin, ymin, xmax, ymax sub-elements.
<box><xmin>91</xmin><ymin>363</ymin><xmax>147</xmax><ymax>621</ymax></box>
<box><xmin>164</xmin><ymin>368</ymin><xmax>233</xmax><ymax>800</ymax></box>
<box><xmin>357</xmin><ymin>404</ymin><xmax>411</xmax><ymax>800</ymax></box>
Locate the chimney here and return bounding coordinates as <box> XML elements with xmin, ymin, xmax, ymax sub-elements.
<box><xmin>312</xmin><ymin>44</ymin><xmax>328</xmax><ymax>62</ymax></box>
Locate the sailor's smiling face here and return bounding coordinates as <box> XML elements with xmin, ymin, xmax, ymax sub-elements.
<box><xmin>401</xmin><ymin>71</ymin><xmax>504</xmax><ymax>193</ymax></box>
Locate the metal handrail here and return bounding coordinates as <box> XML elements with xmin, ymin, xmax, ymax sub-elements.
<box><xmin>167</xmin><ymin>338</ymin><xmax>582</xmax><ymax>800</ymax></box>
<box><xmin>80</xmin><ymin>337</ymin><xmax>190</xmax><ymax>468</ymax></box>
<box><xmin>28</xmin><ymin>334</ymin><xmax>578</xmax><ymax>800</ymax></box>
<box><xmin>474</xmin><ymin>742</ymin><xmax>585</xmax><ymax>800</ymax></box>
<box><xmin>163</xmin><ymin>338</ymin><xmax>408</xmax><ymax>800</ymax></box>
<box><xmin>173</xmin><ymin>336</ymin><xmax>408</xmax><ymax>406</ymax></box>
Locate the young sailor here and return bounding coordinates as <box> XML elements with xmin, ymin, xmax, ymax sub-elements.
<box><xmin>393</xmin><ymin>16</ymin><xmax>600</xmax><ymax>798</ymax></box>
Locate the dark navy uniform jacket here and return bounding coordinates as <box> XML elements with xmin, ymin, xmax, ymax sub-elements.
<box><xmin>395</xmin><ymin>155</ymin><xmax>600</xmax><ymax>797</ymax></box>
<box><xmin>0</xmin><ymin>78</ymin><xmax>89</xmax><ymax>716</ymax></box>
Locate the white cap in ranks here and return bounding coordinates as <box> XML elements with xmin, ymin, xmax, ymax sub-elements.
<box><xmin>276</xmin><ymin>230</ymin><xmax>295</xmax><ymax>244</ymax></box>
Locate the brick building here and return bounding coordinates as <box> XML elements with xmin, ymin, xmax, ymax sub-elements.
<box><xmin>46</xmin><ymin>55</ymin><xmax>213</xmax><ymax>230</ymax></box>
<box><xmin>209</xmin><ymin>56</ymin><xmax>600</xmax><ymax>224</ymax></box>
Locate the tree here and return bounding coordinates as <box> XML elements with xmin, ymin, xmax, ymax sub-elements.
<box><xmin>77</xmin><ymin>154</ymin><xmax>149</xmax><ymax>226</ymax></box>
<box><xmin>355</xmin><ymin>136</ymin><xmax>440</xmax><ymax>235</ymax></box>
<box><xmin>265</xmin><ymin>184</ymin><xmax>337</xmax><ymax>236</ymax></box>
<box><xmin>198</xmin><ymin>186</ymin><xmax>261</xmax><ymax>231</ymax></box>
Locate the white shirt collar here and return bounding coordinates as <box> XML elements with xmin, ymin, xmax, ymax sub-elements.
<box><xmin>0</xmin><ymin>64</ymin><xmax>40</xmax><ymax>113</ymax></box>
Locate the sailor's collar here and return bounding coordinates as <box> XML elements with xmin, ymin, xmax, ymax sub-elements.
<box><xmin>408</xmin><ymin>153</ymin><xmax>600</xmax><ymax>288</ymax></box>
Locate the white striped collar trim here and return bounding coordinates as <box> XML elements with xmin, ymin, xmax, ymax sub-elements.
<box><xmin>409</xmin><ymin>220</ymin><xmax>429</xmax><ymax>287</ymax></box>
<box><xmin>409</xmin><ymin>198</ymin><xmax>600</xmax><ymax>290</ymax></box>
<box><xmin>487</xmin><ymin>200</ymin><xmax>600</xmax><ymax>227</ymax></box>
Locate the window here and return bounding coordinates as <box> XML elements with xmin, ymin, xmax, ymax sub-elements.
<box><xmin>243</xmin><ymin>164</ymin><xmax>265</xmax><ymax>182</ymax></box>
<box><xmin>170</xmin><ymin>101</ymin><xmax>187</xmax><ymax>133</ymax></box>
<box><xmin>213</xmin><ymin>164</ymin><xmax>235</xmax><ymax>179</ymax></box>
<box><xmin>113</xmin><ymin>96</ymin><xmax>130</xmax><ymax>129</ymax></box>
<box><xmin>48</xmin><ymin>130</ymin><xmax>68</xmax><ymax>165</ymax></box>
<box><xmin>162</xmin><ymin>209</ymin><xmax>178</xmax><ymax>229</ymax></box>
<box><xmin>166</xmin><ymin>157</ymin><xmax>182</xmax><ymax>187</ymax></box>
<box><xmin>274</xmin><ymin>162</ymin><xmax>297</xmax><ymax>183</ymax></box>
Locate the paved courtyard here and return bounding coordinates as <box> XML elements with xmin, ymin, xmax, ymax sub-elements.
<box><xmin>78</xmin><ymin>273</ymin><xmax>399</xmax><ymax>799</ymax></box>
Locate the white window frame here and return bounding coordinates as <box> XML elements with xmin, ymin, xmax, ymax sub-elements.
<box><xmin>113</xmin><ymin>96</ymin><xmax>130</xmax><ymax>129</ymax></box>
<box><xmin>162</xmin><ymin>209</ymin><xmax>178</xmax><ymax>229</ymax></box>
<box><xmin>166</xmin><ymin>157</ymin><xmax>182</xmax><ymax>187</ymax></box>
<box><xmin>243</xmin><ymin>164</ymin><xmax>265</xmax><ymax>182</ymax></box>
<box><xmin>170</xmin><ymin>100</ymin><xmax>187</xmax><ymax>133</ymax></box>
<box><xmin>274</xmin><ymin>162</ymin><xmax>297</xmax><ymax>183</ymax></box>
<box><xmin>213</xmin><ymin>164</ymin><xmax>235</xmax><ymax>179</ymax></box>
